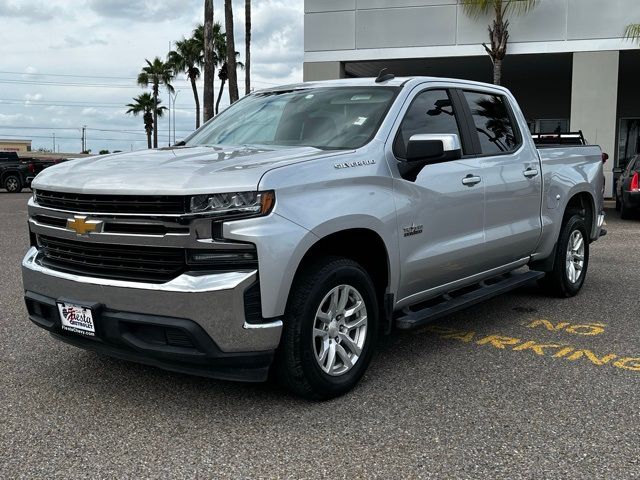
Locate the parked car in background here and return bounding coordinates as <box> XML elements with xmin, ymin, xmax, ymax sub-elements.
<box><xmin>22</xmin><ymin>77</ymin><xmax>605</xmax><ymax>399</ymax></box>
<box><xmin>616</xmin><ymin>154</ymin><xmax>640</xmax><ymax>219</ymax></box>
<box><xmin>1</xmin><ymin>152</ymin><xmax>32</xmax><ymax>193</ymax></box>
<box><xmin>0</xmin><ymin>153</ymin><xmax>70</xmax><ymax>193</ymax></box>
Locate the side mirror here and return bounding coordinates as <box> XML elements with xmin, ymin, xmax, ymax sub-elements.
<box><xmin>400</xmin><ymin>134</ymin><xmax>462</xmax><ymax>181</ymax></box>
<box><xmin>406</xmin><ymin>134</ymin><xmax>462</xmax><ymax>163</ymax></box>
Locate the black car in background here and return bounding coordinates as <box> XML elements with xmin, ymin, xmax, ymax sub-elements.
<box><xmin>616</xmin><ymin>154</ymin><xmax>640</xmax><ymax>219</ymax></box>
<box><xmin>0</xmin><ymin>152</ymin><xmax>32</xmax><ymax>193</ymax></box>
<box><xmin>0</xmin><ymin>152</ymin><xmax>69</xmax><ymax>193</ymax></box>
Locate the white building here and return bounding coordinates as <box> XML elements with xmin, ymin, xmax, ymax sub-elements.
<box><xmin>303</xmin><ymin>0</ymin><xmax>640</xmax><ymax>196</ymax></box>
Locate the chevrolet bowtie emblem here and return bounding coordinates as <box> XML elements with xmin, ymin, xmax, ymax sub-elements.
<box><xmin>66</xmin><ymin>215</ymin><xmax>103</xmax><ymax>236</ymax></box>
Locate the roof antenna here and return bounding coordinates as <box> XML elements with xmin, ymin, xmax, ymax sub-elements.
<box><xmin>375</xmin><ymin>68</ymin><xmax>395</xmax><ymax>83</ymax></box>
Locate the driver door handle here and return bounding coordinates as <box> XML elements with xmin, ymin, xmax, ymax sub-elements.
<box><xmin>523</xmin><ymin>168</ymin><xmax>539</xmax><ymax>178</ymax></box>
<box><xmin>462</xmin><ymin>175</ymin><xmax>482</xmax><ymax>186</ymax></box>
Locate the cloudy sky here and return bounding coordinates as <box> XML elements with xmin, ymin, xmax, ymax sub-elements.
<box><xmin>0</xmin><ymin>0</ymin><xmax>304</xmax><ymax>153</ymax></box>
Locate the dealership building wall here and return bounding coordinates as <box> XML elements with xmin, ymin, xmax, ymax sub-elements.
<box><xmin>303</xmin><ymin>0</ymin><xmax>640</xmax><ymax>197</ymax></box>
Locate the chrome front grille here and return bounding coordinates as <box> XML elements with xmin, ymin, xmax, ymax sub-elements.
<box><xmin>37</xmin><ymin>235</ymin><xmax>186</xmax><ymax>283</ymax></box>
<box><xmin>34</xmin><ymin>189</ymin><xmax>188</xmax><ymax>214</ymax></box>
<box><xmin>29</xmin><ymin>192</ymin><xmax>258</xmax><ymax>283</ymax></box>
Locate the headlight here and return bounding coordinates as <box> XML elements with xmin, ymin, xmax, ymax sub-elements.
<box><xmin>188</xmin><ymin>190</ymin><xmax>275</xmax><ymax>217</ymax></box>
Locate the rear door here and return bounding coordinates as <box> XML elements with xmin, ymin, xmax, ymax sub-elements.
<box><xmin>457</xmin><ymin>89</ymin><xmax>542</xmax><ymax>268</ymax></box>
<box><xmin>389</xmin><ymin>87</ymin><xmax>486</xmax><ymax>304</ymax></box>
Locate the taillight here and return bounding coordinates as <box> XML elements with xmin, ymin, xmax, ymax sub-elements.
<box><xmin>28</xmin><ymin>163</ymin><xmax>35</xmax><ymax>174</ymax></box>
<box><xmin>631</xmin><ymin>172</ymin><xmax>639</xmax><ymax>192</ymax></box>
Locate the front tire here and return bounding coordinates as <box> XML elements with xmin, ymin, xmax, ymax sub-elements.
<box><xmin>275</xmin><ymin>256</ymin><xmax>379</xmax><ymax>400</ymax></box>
<box><xmin>4</xmin><ymin>175</ymin><xmax>22</xmax><ymax>193</ymax></box>
<box><xmin>538</xmin><ymin>215</ymin><xmax>589</xmax><ymax>298</ymax></box>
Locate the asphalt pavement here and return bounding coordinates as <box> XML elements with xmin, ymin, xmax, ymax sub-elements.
<box><xmin>1</xmin><ymin>192</ymin><xmax>638</xmax><ymax>479</ymax></box>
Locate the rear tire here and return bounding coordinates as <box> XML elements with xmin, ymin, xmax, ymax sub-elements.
<box><xmin>275</xmin><ymin>256</ymin><xmax>379</xmax><ymax>400</ymax></box>
<box><xmin>615</xmin><ymin>194</ymin><xmax>621</xmax><ymax>212</ymax></box>
<box><xmin>538</xmin><ymin>215</ymin><xmax>589</xmax><ymax>298</ymax></box>
<box><xmin>4</xmin><ymin>175</ymin><xmax>22</xmax><ymax>193</ymax></box>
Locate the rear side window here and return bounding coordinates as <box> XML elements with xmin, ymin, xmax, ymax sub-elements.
<box><xmin>394</xmin><ymin>89</ymin><xmax>462</xmax><ymax>159</ymax></box>
<box><xmin>463</xmin><ymin>91</ymin><xmax>519</xmax><ymax>155</ymax></box>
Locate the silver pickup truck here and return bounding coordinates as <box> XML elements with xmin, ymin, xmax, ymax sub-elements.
<box><xmin>22</xmin><ymin>77</ymin><xmax>605</xmax><ymax>399</ymax></box>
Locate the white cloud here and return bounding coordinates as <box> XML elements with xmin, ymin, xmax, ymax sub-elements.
<box><xmin>0</xmin><ymin>0</ymin><xmax>62</xmax><ymax>21</ymax></box>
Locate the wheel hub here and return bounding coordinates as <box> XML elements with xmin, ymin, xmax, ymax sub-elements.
<box><xmin>312</xmin><ymin>284</ymin><xmax>368</xmax><ymax>377</ymax></box>
<box><xmin>565</xmin><ymin>230</ymin><xmax>585</xmax><ymax>284</ymax></box>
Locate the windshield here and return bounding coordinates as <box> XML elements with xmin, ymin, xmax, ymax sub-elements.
<box><xmin>185</xmin><ymin>87</ymin><xmax>399</xmax><ymax>150</ymax></box>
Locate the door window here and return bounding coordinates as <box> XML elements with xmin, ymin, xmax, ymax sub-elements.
<box><xmin>463</xmin><ymin>91</ymin><xmax>519</xmax><ymax>155</ymax></box>
<box><xmin>625</xmin><ymin>155</ymin><xmax>639</xmax><ymax>175</ymax></box>
<box><xmin>394</xmin><ymin>90</ymin><xmax>462</xmax><ymax>159</ymax></box>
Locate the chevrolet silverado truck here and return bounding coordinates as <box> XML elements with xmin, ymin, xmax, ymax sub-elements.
<box><xmin>22</xmin><ymin>77</ymin><xmax>605</xmax><ymax>399</ymax></box>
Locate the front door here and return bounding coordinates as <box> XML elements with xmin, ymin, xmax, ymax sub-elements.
<box><xmin>389</xmin><ymin>88</ymin><xmax>486</xmax><ymax>305</ymax></box>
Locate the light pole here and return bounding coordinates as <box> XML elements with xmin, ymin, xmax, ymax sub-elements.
<box><xmin>170</xmin><ymin>90</ymin><xmax>180</xmax><ymax>145</ymax></box>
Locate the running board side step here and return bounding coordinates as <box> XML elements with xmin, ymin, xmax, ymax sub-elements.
<box><xmin>395</xmin><ymin>270</ymin><xmax>545</xmax><ymax>331</ymax></box>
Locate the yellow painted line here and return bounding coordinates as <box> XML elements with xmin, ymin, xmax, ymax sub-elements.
<box><xmin>526</xmin><ymin>319</ymin><xmax>607</xmax><ymax>336</ymax></box>
<box><xmin>421</xmin><ymin>325</ymin><xmax>639</xmax><ymax>372</ymax></box>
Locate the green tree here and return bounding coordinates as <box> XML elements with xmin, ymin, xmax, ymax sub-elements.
<box><xmin>216</xmin><ymin>45</ymin><xmax>244</xmax><ymax>114</ymax></box>
<box><xmin>126</xmin><ymin>93</ymin><xmax>167</xmax><ymax>149</ymax></box>
<box><xmin>137</xmin><ymin>57</ymin><xmax>174</xmax><ymax>148</ymax></box>
<box><xmin>169</xmin><ymin>37</ymin><xmax>204</xmax><ymax>129</ymax></box>
<box><xmin>625</xmin><ymin>24</ymin><xmax>640</xmax><ymax>43</ymax></box>
<box><xmin>461</xmin><ymin>0</ymin><xmax>538</xmax><ymax>85</ymax></box>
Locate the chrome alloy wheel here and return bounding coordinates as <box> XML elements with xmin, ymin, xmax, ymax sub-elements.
<box><xmin>312</xmin><ymin>284</ymin><xmax>368</xmax><ymax>377</ymax></box>
<box><xmin>566</xmin><ymin>230</ymin><xmax>585</xmax><ymax>284</ymax></box>
<box><xmin>5</xmin><ymin>177</ymin><xmax>18</xmax><ymax>192</ymax></box>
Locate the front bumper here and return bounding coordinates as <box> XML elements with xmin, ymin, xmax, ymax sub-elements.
<box><xmin>22</xmin><ymin>247</ymin><xmax>283</xmax><ymax>381</ymax></box>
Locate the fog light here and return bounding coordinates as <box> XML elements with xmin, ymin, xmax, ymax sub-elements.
<box><xmin>186</xmin><ymin>249</ymin><xmax>258</xmax><ymax>268</ymax></box>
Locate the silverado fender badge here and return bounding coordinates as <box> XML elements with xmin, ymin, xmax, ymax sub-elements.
<box><xmin>334</xmin><ymin>159</ymin><xmax>376</xmax><ymax>169</ymax></box>
<box><xmin>403</xmin><ymin>224</ymin><xmax>424</xmax><ymax>237</ymax></box>
<box><xmin>66</xmin><ymin>215</ymin><xmax>104</xmax><ymax>236</ymax></box>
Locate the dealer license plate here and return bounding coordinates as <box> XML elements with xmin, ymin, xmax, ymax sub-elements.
<box><xmin>57</xmin><ymin>302</ymin><xmax>96</xmax><ymax>337</ymax></box>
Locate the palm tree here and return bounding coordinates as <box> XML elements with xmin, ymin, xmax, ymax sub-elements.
<box><xmin>126</xmin><ymin>93</ymin><xmax>167</xmax><ymax>149</ymax></box>
<box><xmin>169</xmin><ymin>37</ymin><xmax>203</xmax><ymax>129</ymax></box>
<box><xmin>245</xmin><ymin>0</ymin><xmax>251</xmax><ymax>95</ymax></box>
<box><xmin>224</xmin><ymin>0</ymin><xmax>240</xmax><ymax>104</ymax></box>
<box><xmin>625</xmin><ymin>24</ymin><xmax>640</xmax><ymax>43</ymax></box>
<box><xmin>137</xmin><ymin>57</ymin><xmax>174</xmax><ymax>148</ymax></box>
<box><xmin>461</xmin><ymin>0</ymin><xmax>538</xmax><ymax>85</ymax></box>
<box><xmin>216</xmin><ymin>49</ymin><xmax>244</xmax><ymax>115</ymax></box>
<box><xmin>203</xmin><ymin>0</ymin><xmax>215</xmax><ymax>122</ymax></box>
<box><xmin>194</xmin><ymin>22</ymin><xmax>226</xmax><ymax>120</ymax></box>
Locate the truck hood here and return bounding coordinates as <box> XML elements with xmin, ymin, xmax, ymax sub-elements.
<box><xmin>32</xmin><ymin>145</ymin><xmax>347</xmax><ymax>195</ymax></box>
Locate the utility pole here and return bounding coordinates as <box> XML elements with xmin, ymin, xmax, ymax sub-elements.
<box><xmin>52</xmin><ymin>133</ymin><xmax>55</xmax><ymax>152</ymax></box>
<box><xmin>81</xmin><ymin>125</ymin><xmax>86</xmax><ymax>153</ymax></box>
<box><xmin>168</xmin><ymin>40</ymin><xmax>172</xmax><ymax>147</ymax></box>
<box><xmin>170</xmin><ymin>90</ymin><xmax>180</xmax><ymax>144</ymax></box>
